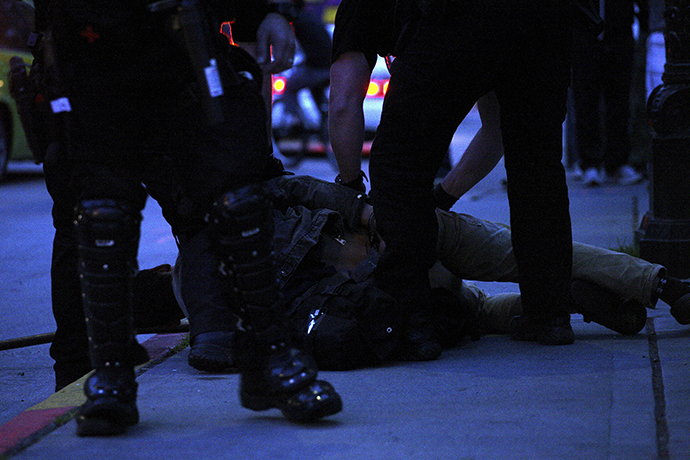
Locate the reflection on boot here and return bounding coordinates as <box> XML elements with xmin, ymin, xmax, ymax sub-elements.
<box><xmin>76</xmin><ymin>367</ymin><xmax>138</xmax><ymax>436</ymax></box>
<box><xmin>236</xmin><ymin>327</ymin><xmax>342</xmax><ymax>423</ymax></box>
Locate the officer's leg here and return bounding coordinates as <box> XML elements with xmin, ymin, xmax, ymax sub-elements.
<box><xmin>44</xmin><ymin>161</ymin><xmax>92</xmax><ymax>391</ymax></box>
<box><xmin>207</xmin><ymin>183</ymin><xmax>342</xmax><ymax>422</ymax></box>
<box><xmin>74</xmin><ymin>199</ymin><xmax>146</xmax><ymax>436</ymax></box>
<box><xmin>495</xmin><ymin>3</ymin><xmax>575</xmax><ymax>345</ymax></box>
<box><xmin>369</xmin><ymin>34</ymin><xmax>475</xmax><ymax>361</ymax></box>
<box><xmin>178</xmin><ymin>228</ymin><xmax>237</xmax><ymax>372</ymax></box>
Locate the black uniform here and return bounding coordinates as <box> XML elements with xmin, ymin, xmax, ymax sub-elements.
<box><xmin>369</xmin><ymin>0</ymin><xmax>577</xmax><ymax>345</ymax></box>
<box><xmin>35</xmin><ymin>0</ymin><xmax>341</xmax><ymax>435</ymax></box>
<box><xmin>331</xmin><ymin>0</ymin><xmax>398</xmax><ymax>70</ymax></box>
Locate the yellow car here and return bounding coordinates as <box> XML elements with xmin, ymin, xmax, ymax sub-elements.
<box><xmin>0</xmin><ymin>0</ymin><xmax>35</xmax><ymax>181</ymax></box>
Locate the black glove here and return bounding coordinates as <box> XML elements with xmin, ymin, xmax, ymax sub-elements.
<box><xmin>335</xmin><ymin>170</ymin><xmax>368</xmax><ymax>195</ymax></box>
<box><xmin>433</xmin><ymin>183</ymin><xmax>458</xmax><ymax>211</ymax></box>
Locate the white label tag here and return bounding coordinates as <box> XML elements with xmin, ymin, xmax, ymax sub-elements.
<box><xmin>50</xmin><ymin>97</ymin><xmax>72</xmax><ymax>113</ymax></box>
<box><xmin>204</xmin><ymin>59</ymin><xmax>224</xmax><ymax>98</ymax></box>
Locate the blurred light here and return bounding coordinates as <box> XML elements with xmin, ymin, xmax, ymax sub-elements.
<box><xmin>367</xmin><ymin>81</ymin><xmax>381</xmax><ymax>97</ymax></box>
<box><xmin>272</xmin><ymin>76</ymin><xmax>286</xmax><ymax>95</ymax></box>
<box><xmin>366</xmin><ymin>79</ymin><xmax>389</xmax><ymax>98</ymax></box>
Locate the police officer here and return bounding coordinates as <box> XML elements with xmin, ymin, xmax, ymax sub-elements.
<box><xmin>369</xmin><ymin>0</ymin><xmax>578</xmax><ymax>346</ymax></box>
<box><xmin>34</xmin><ymin>0</ymin><xmax>341</xmax><ymax>435</ymax></box>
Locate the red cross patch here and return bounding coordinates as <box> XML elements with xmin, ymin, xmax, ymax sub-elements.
<box><xmin>80</xmin><ymin>26</ymin><xmax>100</xmax><ymax>43</ymax></box>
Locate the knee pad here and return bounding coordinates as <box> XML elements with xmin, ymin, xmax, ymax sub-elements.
<box><xmin>75</xmin><ymin>199</ymin><xmax>142</xmax><ymax>366</ymax></box>
<box><xmin>76</xmin><ymin>199</ymin><xmax>141</xmax><ymax>283</ymax></box>
<box><xmin>207</xmin><ymin>184</ymin><xmax>280</xmax><ymax>324</ymax></box>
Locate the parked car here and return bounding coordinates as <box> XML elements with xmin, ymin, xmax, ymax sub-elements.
<box><xmin>0</xmin><ymin>0</ymin><xmax>35</xmax><ymax>181</ymax></box>
<box><xmin>271</xmin><ymin>22</ymin><xmax>390</xmax><ymax>155</ymax></box>
<box><xmin>362</xmin><ymin>55</ymin><xmax>389</xmax><ymax>140</ymax></box>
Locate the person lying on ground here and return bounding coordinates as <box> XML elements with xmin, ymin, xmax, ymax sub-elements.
<box><xmin>161</xmin><ymin>174</ymin><xmax>689</xmax><ymax>372</ymax></box>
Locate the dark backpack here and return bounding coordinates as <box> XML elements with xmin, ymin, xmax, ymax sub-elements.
<box><xmin>288</xmin><ymin>272</ymin><xmax>402</xmax><ymax>371</ymax></box>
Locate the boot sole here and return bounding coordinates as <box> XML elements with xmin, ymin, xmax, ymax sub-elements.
<box><xmin>188</xmin><ymin>344</ymin><xmax>234</xmax><ymax>372</ymax></box>
<box><xmin>76</xmin><ymin>401</ymin><xmax>138</xmax><ymax>436</ymax></box>
<box><xmin>76</xmin><ymin>415</ymin><xmax>130</xmax><ymax>436</ymax></box>
<box><xmin>509</xmin><ymin>316</ymin><xmax>575</xmax><ymax>345</ymax></box>
<box><xmin>240</xmin><ymin>386</ymin><xmax>343</xmax><ymax>423</ymax></box>
<box><xmin>188</xmin><ymin>353</ymin><xmax>232</xmax><ymax>372</ymax></box>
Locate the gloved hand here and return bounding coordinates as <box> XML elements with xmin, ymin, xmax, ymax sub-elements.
<box><xmin>335</xmin><ymin>170</ymin><xmax>367</xmax><ymax>195</ymax></box>
<box><xmin>256</xmin><ymin>12</ymin><xmax>296</xmax><ymax>74</ymax></box>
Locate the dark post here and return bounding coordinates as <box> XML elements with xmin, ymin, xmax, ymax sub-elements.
<box><xmin>637</xmin><ymin>0</ymin><xmax>690</xmax><ymax>279</ymax></box>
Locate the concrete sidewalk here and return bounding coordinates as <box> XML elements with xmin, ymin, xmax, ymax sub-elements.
<box><xmin>2</xmin><ymin>310</ymin><xmax>688</xmax><ymax>459</ymax></box>
<box><xmin>1</xmin><ymin>135</ymin><xmax>689</xmax><ymax>459</ymax></box>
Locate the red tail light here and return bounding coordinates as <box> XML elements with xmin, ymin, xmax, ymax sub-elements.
<box><xmin>366</xmin><ymin>79</ymin><xmax>389</xmax><ymax>98</ymax></box>
<box><xmin>272</xmin><ymin>75</ymin><xmax>286</xmax><ymax>96</ymax></box>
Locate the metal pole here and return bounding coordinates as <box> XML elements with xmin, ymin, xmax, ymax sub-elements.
<box><xmin>637</xmin><ymin>0</ymin><xmax>690</xmax><ymax>278</ymax></box>
<box><xmin>0</xmin><ymin>323</ymin><xmax>190</xmax><ymax>352</ymax></box>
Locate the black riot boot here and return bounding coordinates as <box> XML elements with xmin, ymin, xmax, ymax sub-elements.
<box><xmin>234</xmin><ymin>325</ymin><xmax>342</xmax><ymax>422</ymax></box>
<box><xmin>208</xmin><ymin>185</ymin><xmax>342</xmax><ymax>422</ymax></box>
<box><xmin>74</xmin><ymin>200</ymin><xmax>146</xmax><ymax>436</ymax></box>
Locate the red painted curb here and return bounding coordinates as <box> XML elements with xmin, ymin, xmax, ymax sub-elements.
<box><xmin>140</xmin><ymin>333</ymin><xmax>187</xmax><ymax>360</ymax></box>
<box><xmin>0</xmin><ymin>332</ymin><xmax>186</xmax><ymax>456</ymax></box>
<box><xmin>0</xmin><ymin>407</ymin><xmax>75</xmax><ymax>455</ymax></box>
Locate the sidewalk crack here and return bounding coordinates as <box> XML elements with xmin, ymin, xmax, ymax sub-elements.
<box><xmin>646</xmin><ymin>317</ymin><xmax>670</xmax><ymax>460</ymax></box>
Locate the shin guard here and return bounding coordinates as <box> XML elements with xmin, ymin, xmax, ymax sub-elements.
<box><xmin>207</xmin><ymin>184</ymin><xmax>281</xmax><ymax>332</ymax></box>
<box><xmin>75</xmin><ymin>200</ymin><xmax>143</xmax><ymax>435</ymax></box>
<box><xmin>76</xmin><ymin>199</ymin><xmax>142</xmax><ymax>368</ymax></box>
<box><xmin>208</xmin><ymin>185</ymin><xmax>343</xmax><ymax>421</ymax></box>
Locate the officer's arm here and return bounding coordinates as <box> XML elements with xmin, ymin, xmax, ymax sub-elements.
<box><xmin>221</xmin><ymin>2</ymin><xmax>296</xmax><ymax>73</ymax></box>
<box><xmin>439</xmin><ymin>92</ymin><xmax>504</xmax><ymax>200</ymax></box>
<box><xmin>256</xmin><ymin>11</ymin><xmax>295</xmax><ymax>74</ymax></box>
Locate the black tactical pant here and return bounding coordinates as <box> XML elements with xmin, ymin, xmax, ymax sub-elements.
<box><xmin>370</xmin><ymin>0</ymin><xmax>575</xmax><ymax>321</ymax></box>
<box><xmin>47</xmin><ymin>1</ymin><xmax>274</xmax><ymax>382</ymax></box>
